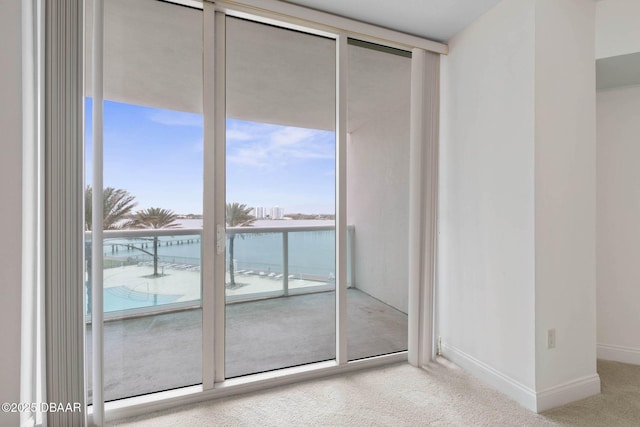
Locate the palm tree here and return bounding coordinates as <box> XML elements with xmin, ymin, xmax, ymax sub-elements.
<box><xmin>85</xmin><ymin>186</ymin><xmax>137</xmax><ymax>230</ymax></box>
<box><xmin>130</xmin><ymin>207</ymin><xmax>180</xmax><ymax>229</ymax></box>
<box><xmin>226</xmin><ymin>202</ymin><xmax>256</xmax><ymax>288</ymax></box>
<box><xmin>85</xmin><ymin>186</ymin><xmax>137</xmax><ymax>314</ymax></box>
<box><xmin>130</xmin><ymin>207</ymin><xmax>181</xmax><ymax>277</ymax></box>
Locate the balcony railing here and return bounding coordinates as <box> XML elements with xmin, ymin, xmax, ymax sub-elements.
<box><xmin>85</xmin><ymin>224</ymin><xmax>354</xmax><ymax>319</ymax></box>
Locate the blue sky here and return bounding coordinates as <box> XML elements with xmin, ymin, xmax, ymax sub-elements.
<box><xmin>85</xmin><ymin>99</ymin><xmax>336</xmax><ymax>215</ymax></box>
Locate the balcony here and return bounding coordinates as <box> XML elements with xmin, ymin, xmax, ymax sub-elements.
<box><xmin>85</xmin><ymin>225</ymin><xmax>408</xmax><ymax>402</ymax></box>
<box><xmin>77</xmin><ymin>0</ymin><xmax>415</xmax><ymax>411</ymax></box>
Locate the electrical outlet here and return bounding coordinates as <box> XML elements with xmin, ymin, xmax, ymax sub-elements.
<box><xmin>547</xmin><ymin>329</ymin><xmax>556</xmax><ymax>349</ymax></box>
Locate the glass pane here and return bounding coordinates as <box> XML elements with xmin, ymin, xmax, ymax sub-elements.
<box><xmin>288</xmin><ymin>228</ymin><xmax>336</xmax><ymax>294</ymax></box>
<box><xmin>225</xmin><ymin>231</ymin><xmax>284</xmax><ymax>302</ymax></box>
<box><xmin>346</xmin><ymin>42</ymin><xmax>410</xmax><ymax>361</ymax></box>
<box><xmin>225</xmin><ymin>17</ymin><xmax>336</xmax><ymax>377</ymax></box>
<box><xmin>85</xmin><ymin>0</ymin><xmax>203</xmax><ymax>402</ymax></box>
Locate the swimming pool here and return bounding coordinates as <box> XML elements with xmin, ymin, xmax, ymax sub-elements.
<box><xmin>103</xmin><ymin>286</ymin><xmax>183</xmax><ymax>312</ymax></box>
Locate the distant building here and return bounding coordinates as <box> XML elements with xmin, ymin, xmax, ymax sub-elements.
<box><xmin>270</xmin><ymin>206</ymin><xmax>284</xmax><ymax>220</ymax></box>
<box><xmin>252</xmin><ymin>206</ymin><xmax>266</xmax><ymax>219</ymax></box>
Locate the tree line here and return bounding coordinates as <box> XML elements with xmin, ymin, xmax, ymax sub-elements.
<box><xmin>84</xmin><ymin>186</ymin><xmax>180</xmax><ymax>230</ymax></box>
<box><xmin>85</xmin><ymin>190</ymin><xmax>259</xmax><ymax>287</ymax></box>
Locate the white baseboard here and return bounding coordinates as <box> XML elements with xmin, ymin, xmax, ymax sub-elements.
<box><xmin>535</xmin><ymin>374</ymin><xmax>600</xmax><ymax>412</ymax></box>
<box><xmin>597</xmin><ymin>343</ymin><xmax>640</xmax><ymax>365</ymax></box>
<box><xmin>442</xmin><ymin>343</ymin><xmax>601</xmax><ymax>413</ymax></box>
<box><xmin>441</xmin><ymin>343</ymin><xmax>537</xmax><ymax>412</ymax></box>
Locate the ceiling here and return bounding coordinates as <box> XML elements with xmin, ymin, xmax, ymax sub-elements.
<box><xmin>88</xmin><ymin>0</ymin><xmax>637</xmax><ymax>108</ymax></box>
<box><xmin>596</xmin><ymin>52</ymin><xmax>640</xmax><ymax>90</ymax></box>
<box><xmin>597</xmin><ymin>52</ymin><xmax>640</xmax><ymax>91</ymax></box>
<box><xmin>86</xmin><ymin>0</ymin><xmax>411</xmax><ymax>132</ymax></box>
<box><xmin>281</xmin><ymin>0</ymin><xmax>638</xmax><ymax>92</ymax></box>
<box><xmin>281</xmin><ymin>0</ymin><xmax>502</xmax><ymax>42</ymax></box>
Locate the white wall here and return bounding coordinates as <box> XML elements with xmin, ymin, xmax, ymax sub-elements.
<box><xmin>347</xmin><ymin>105</ymin><xmax>410</xmax><ymax>313</ymax></box>
<box><xmin>533</xmin><ymin>0</ymin><xmax>598</xmax><ymax>393</ymax></box>
<box><xmin>597</xmin><ymin>86</ymin><xmax>640</xmax><ymax>364</ymax></box>
<box><xmin>439</xmin><ymin>0</ymin><xmax>598</xmax><ymax>412</ymax></box>
<box><xmin>438</xmin><ymin>0</ymin><xmax>537</xmax><ymax>400</ymax></box>
<box><xmin>596</xmin><ymin>0</ymin><xmax>640</xmax><ymax>59</ymax></box>
<box><xmin>0</xmin><ymin>1</ymin><xmax>23</xmax><ymax>426</ymax></box>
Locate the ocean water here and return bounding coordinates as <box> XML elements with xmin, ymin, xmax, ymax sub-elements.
<box><xmin>102</xmin><ymin>220</ymin><xmax>338</xmax><ymax>279</ymax></box>
<box><xmin>231</xmin><ymin>229</ymin><xmax>336</xmax><ymax>278</ymax></box>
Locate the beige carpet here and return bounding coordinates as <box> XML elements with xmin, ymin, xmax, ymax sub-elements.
<box><xmin>544</xmin><ymin>359</ymin><xmax>640</xmax><ymax>426</ymax></box>
<box><xmin>110</xmin><ymin>359</ymin><xmax>640</xmax><ymax>426</ymax></box>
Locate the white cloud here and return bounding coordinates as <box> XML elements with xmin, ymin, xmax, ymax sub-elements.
<box><xmin>226</xmin><ymin>129</ymin><xmax>255</xmax><ymax>141</ymax></box>
<box><xmin>192</xmin><ymin>138</ymin><xmax>204</xmax><ymax>153</ymax></box>
<box><xmin>148</xmin><ymin>111</ymin><xmax>203</xmax><ymax>127</ymax></box>
<box><xmin>226</xmin><ymin>121</ymin><xmax>335</xmax><ymax>169</ymax></box>
<box><xmin>227</xmin><ymin>147</ymin><xmax>269</xmax><ymax>167</ymax></box>
<box><xmin>271</xmin><ymin>127</ymin><xmax>315</xmax><ymax>147</ymax></box>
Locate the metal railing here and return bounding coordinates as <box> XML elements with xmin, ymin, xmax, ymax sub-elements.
<box><xmin>85</xmin><ymin>224</ymin><xmax>354</xmax><ymax>318</ymax></box>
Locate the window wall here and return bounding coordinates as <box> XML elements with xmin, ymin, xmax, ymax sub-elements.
<box><xmin>346</xmin><ymin>41</ymin><xmax>411</xmax><ymax>361</ymax></box>
<box><xmin>84</xmin><ymin>0</ymin><xmax>204</xmax><ymax>403</ymax></box>
<box><xmin>82</xmin><ymin>0</ymin><xmax>437</xmax><ymax>422</ymax></box>
<box><xmin>224</xmin><ymin>16</ymin><xmax>337</xmax><ymax>377</ymax></box>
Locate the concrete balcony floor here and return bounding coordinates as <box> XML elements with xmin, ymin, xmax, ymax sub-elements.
<box><xmin>86</xmin><ymin>288</ymin><xmax>407</xmax><ymax>403</ymax></box>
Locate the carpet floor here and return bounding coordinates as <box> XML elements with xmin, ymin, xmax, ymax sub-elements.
<box><xmin>110</xmin><ymin>359</ymin><xmax>640</xmax><ymax>426</ymax></box>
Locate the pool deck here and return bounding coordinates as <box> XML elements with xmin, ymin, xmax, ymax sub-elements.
<box><xmin>85</xmin><ymin>288</ymin><xmax>408</xmax><ymax>403</ymax></box>
<box><xmin>102</xmin><ymin>263</ymin><xmax>330</xmax><ymax>306</ymax></box>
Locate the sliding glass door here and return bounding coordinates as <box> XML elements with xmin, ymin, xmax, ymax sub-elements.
<box><xmin>85</xmin><ymin>1</ymin><xmax>421</xmax><ymax>417</ymax></box>
<box><xmin>224</xmin><ymin>16</ymin><xmax>337</xmax><ymax>377</ymax></box>
<box><xmin>346</xmin><ymin>41</ymin><xmax>411</xmax><ymax>360</ymax></box>
<box><xmin>85</xmin><ymin>0</ymin><xmax>203</xmax><ymax>403</ymax></box>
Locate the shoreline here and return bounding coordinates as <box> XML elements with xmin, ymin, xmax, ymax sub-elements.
<box><xmin>175</xmin><ymin>218</ymin><xmax>335</xmax><ymax>229</ymax></box>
